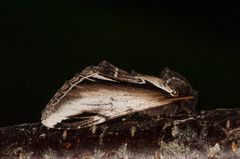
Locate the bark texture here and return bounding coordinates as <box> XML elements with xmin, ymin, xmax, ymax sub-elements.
<box><xmin>1</xmin><ymin>108</ymin><xmax>240</xmax><ymax>159</ymax></box>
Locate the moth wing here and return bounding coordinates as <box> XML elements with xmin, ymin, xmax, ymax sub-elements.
<box><xmin>93</xmin><ymin>61</ymin><xmax>146</xmax><ymax>83</ymax></box>
<box><xmin>96</xmin><ymin>61</ymin><xmax>173</xmax><ymax>92</ymax></box>
<box><xmin>88</xmin><ymin>61</ymin><xmax>167</xmax><ymax>92</ymax></box>
<box><xmin>41</xmin><ymin>71</ymin><xmax>172</xmax><ymax>129</ymax></box>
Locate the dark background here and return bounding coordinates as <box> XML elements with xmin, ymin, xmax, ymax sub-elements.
<box><xmin>1</xmin><ymin>1</ymin><xmax>239</xmax><ymax>128</ymax></box>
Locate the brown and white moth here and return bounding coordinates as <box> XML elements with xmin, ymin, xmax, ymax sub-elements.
<box><xmin>41</xmin><ymin>61</ymin><xmax>198</xmax><ymax>129</ymax></box>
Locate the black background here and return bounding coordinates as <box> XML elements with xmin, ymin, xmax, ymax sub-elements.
<box><xmin>1</xmin><ymin>1</ymin><xmax>239</xmax><ymax>127</ymax></box>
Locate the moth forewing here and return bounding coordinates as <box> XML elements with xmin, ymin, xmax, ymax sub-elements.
<box><xmin>42</xmin><ymin>79</ymin><xmax>168</xmax><ymax>129</ymax></box>
<box><xmin>136</xmin><ymin>74</ymin><xmax>177</xmax><ymax>96</ymax></box>
<box><xmin>41</xmin><ymin>61</ymin><xmax>198</xmax><ymax>129</ymax></box>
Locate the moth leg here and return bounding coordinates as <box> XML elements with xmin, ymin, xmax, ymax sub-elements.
<box><xmin>181</xmin><ymin>100</ymin><xmax>197</xmax><ymax>115</ymax></box>
<box><xmin>142</xmin><ymin>103</ymin><xmax>179</xmax><ymax>117</ymax></box>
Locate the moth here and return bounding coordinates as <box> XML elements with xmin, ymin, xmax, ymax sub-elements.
<box><xmin>41</xmin><ymin>61</ymin><xmax>198</xmax><ymax>129</ymax></box>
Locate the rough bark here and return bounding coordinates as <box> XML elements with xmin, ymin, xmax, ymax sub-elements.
<box><xmin>1</xmin><ymin>108</ymin><xmax>240</xmax><ymax>159</ymax></box>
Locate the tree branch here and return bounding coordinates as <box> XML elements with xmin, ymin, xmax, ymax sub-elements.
<box><xmin>1</xmin><ymin>109</ymin><xmax>240</xmax><ymax>158</ymax></box>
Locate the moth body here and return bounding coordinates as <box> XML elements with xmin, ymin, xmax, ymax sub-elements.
<box><xmin>41</xmin><ymin>61</ymin><xmax>198</xmax><ymax>129</ymax></box>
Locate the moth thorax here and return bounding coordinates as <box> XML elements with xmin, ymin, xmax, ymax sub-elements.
<box><xmin>164</xmin><ymin>77</ymin><xmax>189</xmax><ymax>97</ymax></box>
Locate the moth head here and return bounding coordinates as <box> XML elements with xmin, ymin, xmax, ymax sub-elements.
<box><xmin>160</xmin><ymin>68</ymin><xmax>192</xmax><ymax>97</ymax></box>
